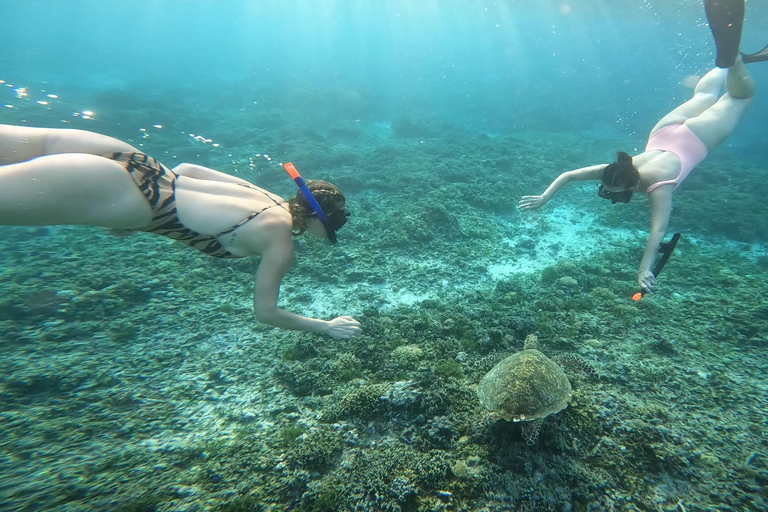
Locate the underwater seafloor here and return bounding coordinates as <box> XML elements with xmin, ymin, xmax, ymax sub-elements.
<box><xmin>1</xmin><ymin>83</ymin><xmax>768</xmax><ymax>512</ymax></box>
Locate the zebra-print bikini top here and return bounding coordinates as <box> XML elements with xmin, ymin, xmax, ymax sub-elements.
<box><xmin>112</xmin><ymin>152</ymin><xmax>287</xmax><ymax>259</ymax></box>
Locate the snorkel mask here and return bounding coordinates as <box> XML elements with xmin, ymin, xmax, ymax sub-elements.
<box><xmin>284</xmin><ymin>162</ymin><xmax>349</xmax><ymax>243</ymax></box>
<box><xmin>597</xmin><ymin>183</ymin><xmax>634</xmax><ymax>204</ymax></box>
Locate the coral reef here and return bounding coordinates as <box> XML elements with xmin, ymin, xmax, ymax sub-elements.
<box><xmin>1</xmin><ymin>80</ymin><xmax>767</xmax><ymax>512</ymax></box>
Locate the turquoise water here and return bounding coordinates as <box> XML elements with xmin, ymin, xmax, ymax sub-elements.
<box><xmin>1</xmin><ymin>1</ymin><xmax>767</xmax><ymax>511</ymax></box>
<box><xmin>4</xmin><ymin>1</ymin><xmax>767</xmax><ymax>138</ymax></box>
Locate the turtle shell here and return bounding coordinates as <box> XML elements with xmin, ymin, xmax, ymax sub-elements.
<box><xmin>477</xmin><ymin>349</ymin><xmax>572</xmax><ymax>422</ymax></box>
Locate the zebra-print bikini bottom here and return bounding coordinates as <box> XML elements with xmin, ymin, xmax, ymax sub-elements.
<box><xmin>109</xmin><ymin>152</ymin><xmax>244</xmax><ymax>258</ymax></box>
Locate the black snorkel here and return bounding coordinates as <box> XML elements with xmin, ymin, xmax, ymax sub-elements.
<box><xmin>632</xmin><ymin>232</ymin><xmax>681</xmax><ymax>301</ymax></box>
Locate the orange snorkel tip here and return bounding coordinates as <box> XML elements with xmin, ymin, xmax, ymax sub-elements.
<box><xmin>284</xmin><ymin>162</ymin><xmax>301</xmax><ymax>180</ymax></box>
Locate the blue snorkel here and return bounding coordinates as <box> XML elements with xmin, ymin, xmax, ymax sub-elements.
<box><xmin>284</xmin><ymin>162</ymin><xmax>340</xmax><ymax>243</ymax></box>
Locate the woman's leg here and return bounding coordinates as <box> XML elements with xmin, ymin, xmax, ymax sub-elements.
<box><xmin>0</xmin><ymin>153</ymin><xmax>151</xmax><ymax>228</ymax></box>
<box><xmin>648</xmin><ymin>67</ymin><xmax>728</xmax><ymax>135</ymax></box>
<box><xmin>0</xmin><ymin>125</ymin><xmax>139</xmax><ymax>165</ymax></box>
<box><xmin>685</xmin><ymin>58</ymin><xmax>753</xmax><ymax>150</ymax></box>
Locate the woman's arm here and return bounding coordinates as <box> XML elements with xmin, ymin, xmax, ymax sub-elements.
<box><xmin>252</xmin><ymin>239</ymin><xmax>327</xmax><ymax>332</ymax></box>
<box><xmin>251</xmin><ymin>232</ymin><xmax>362</xmax><ymax>339</ymax></box>
<box><xmin>519</xmin><ymin>164</ymin><xmax>606</xmax><ymax>210</ymax></box>
<box><xmin>637</xmin><ymin>186</ymin><xmax>673</xmax><ymax>293</ymax></box>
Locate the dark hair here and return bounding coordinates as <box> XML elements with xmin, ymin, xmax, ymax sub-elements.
<box><xmin>602</xmin><ymin>152</ymin><xmax>639</xmax><ymax>189</ymax></box>
<box><xmin>287</xmin><ymin>180</ymin><xmax>346</xmax><ymax>235</ymax></box>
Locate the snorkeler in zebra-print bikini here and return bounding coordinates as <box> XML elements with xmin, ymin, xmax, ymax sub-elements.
<box><xmin>0</xmin><ymin>125</ymin><xmax>361</xmax><ymax>339</ymax></box>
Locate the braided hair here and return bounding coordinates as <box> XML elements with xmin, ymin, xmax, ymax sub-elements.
<box><xmin>287</xmin><ymin>180</ymin><xmax>346</xmax><ymax>235</ymax></box>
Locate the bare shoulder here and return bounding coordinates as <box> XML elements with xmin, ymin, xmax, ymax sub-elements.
<box><xmin>227</xmin><ymin>209</ymin><xmax>295</xmax><ymax>258</ymax></box>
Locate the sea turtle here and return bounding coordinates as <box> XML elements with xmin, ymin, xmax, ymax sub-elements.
<box><xmin>477</xmin><ymin>346</ymin><xmax>572</xmax><ymax>445</ymax></box>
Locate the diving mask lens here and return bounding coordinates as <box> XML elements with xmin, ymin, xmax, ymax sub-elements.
<box><xmin>329</xmin><ymin>209</ymin><xmax>351</xmax><ymax>231</ymax></box>
<box><xmin>597</xmin><ymin>183</ymin><xmax>633</xmax><ymax>204</ymax></box>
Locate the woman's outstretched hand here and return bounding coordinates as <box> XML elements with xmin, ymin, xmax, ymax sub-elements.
<box><xmin>519</xmin><ymin>195</ymin><xmax>548</xmax><ymax>210</ymax></box>
<box><xmin>638</xmin><ymin>270</ymin><xmax>657</xmax><ymax>294</ymax></box>
<box><xmin>326</xmin><ymin>316</ymin><xmax>362</xmax><ymax>339</ymax></box>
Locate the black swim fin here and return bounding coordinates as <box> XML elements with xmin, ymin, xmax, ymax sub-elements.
<box><xmin>742</xmin><ymin>44</ymin><xmax>768</xmax><ymax>64</ymax></box>
<box><xmin>704</xmin><ymin>0</ymin><xmax>745</xmax><ymax>68</ymax></box>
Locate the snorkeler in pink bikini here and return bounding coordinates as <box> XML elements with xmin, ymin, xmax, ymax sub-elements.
<box><xmin>520</xmin><ymin>0</ymin><xmax>768</xmax><ymax>294</ymax></box>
